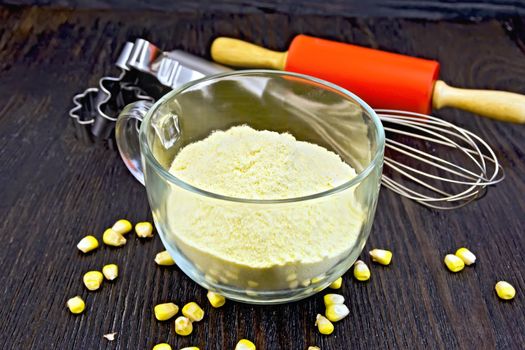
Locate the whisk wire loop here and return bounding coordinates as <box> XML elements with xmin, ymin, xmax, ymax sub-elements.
<box><xmin>376</xmin><ymin>109</ymin><xmax>504</xmax><ymax>209</ymax></box>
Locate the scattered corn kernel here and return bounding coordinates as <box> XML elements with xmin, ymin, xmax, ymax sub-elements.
<box><xmin>180</xmin><ymin>347</ymin><xmax>199</xmax><ymax>350</ymax></box>
<box><xmin>207</xmin><ymin>291</ymin><xmax>226</xmax><ymax>308</ymax></box>
<box><xmin>328</xmin><ymin>276</ymin><xmax>342</xmax><ymax>289</ymax></box>
<box><xmin>103</xmin><ymin>332</ymin><xmax>117</xmax><ymax>341</ymax></box>
<box><xmin>369</xmin><ymin>249</ymin><xmax>393</xmax><ymax>265</ymax></box>
<box><xmin>455</xmin><ymin>247</ymin><xmax>476</xmax><ymax>265</ymax></box>
<box><xmin>103</xmin><ymin>228</ymin><xmax>126</xmax><ymax>247</ymax></box>
<box><xmin>155</xmin><ymin>250</ymin><xmax>175</xmax><ymax>266</ymax></box>
<box><xmin>174</xmin><ymin>316</ymin><xmax>193</xmax><ymax>336</ymax></box>
<box><xmin>323</xmin><ymin>293</ymin><xmax>345</xmax><ymax>306</ymax></box>
<box><xmin>77</xmin><ymin>235</ymin><xmax>99</xmax><ymax>253</ymax></box>
<box><xmin>66</xmin><ymin>296</ymin><xmax>85</xmax><ymax>314</ymax></box>
<box><xmin>444</xmin><ymin>254</ymin><xmax>465</xmax><ymax>272</ymax></box>
<box><xmin>308</xmin><ymin>347</ymin><xmax>320</xmax><ymax>350</ymax></box>
<box><xmin>495</xmin><ymin>281</ymin><xmax>516</xmax><ymax>300</ymax></box>
<box><xmin>182</xmin><ymin>302</ymin><xmax>204</xmax><ymax>322</ymax></box>
<box><xmin>235</xmin><ymin>339</ymin><xmax>256</xmax><ymax>350</ymax></box>
<box><xmin>325</xmin><ymin>303</ymin><xmax>350</xmax><ymax>322</ymax></box>
<box><xmin>315</xmin><ymin>314</ymin><xmax>334</xmax><ymax>335</ymax></box>
<box><xmin>83</xmin><ymin>270</ymin><xmax>104</xmax><ymax>291</ymax></box>
<box><xmin>102</xmin><ymin>264</ymin><xmax>118</xmax><ymax>281</ymax></box>
<box><xmin>154</xmin><ymin>302</ymin><xmax>179</xmax><ymax>321</ymax></box>
<box><xmin>112</xmin><ymin>219</ymin><xmax>132</xmax><ymax>235</ymax></box>
<box><xmin>353</xmin><ymin>260</ymin><xmax>371</xmax><ymax>281</ymax></box>
<box><xmin>152</xmin><ymin>343</ymin><xmax>172</xmax><ymax>350</ymax></box>
<box><xmin>135</xmin><ymin>221</ymin><xmax>154</xmax><ymax>238</ymax></box>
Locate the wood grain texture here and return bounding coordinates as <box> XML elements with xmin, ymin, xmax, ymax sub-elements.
<box><xmin>0</xmin><ymin>5</ymin><xmax>524</xmax><ymax>350</ymax></box>
<box><xmin>2</xmin><ymin>0</ymin><xmax>525</xmax><ymax>19</ymax></box>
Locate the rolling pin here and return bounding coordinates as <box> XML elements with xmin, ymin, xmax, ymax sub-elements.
<box><xmin>211</xmin><ymin>35</ymin><xmax>525</xmax><ymax>123</ymax></box>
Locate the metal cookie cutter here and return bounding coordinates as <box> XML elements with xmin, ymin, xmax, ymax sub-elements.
<box><xmin>69</xmin><ymin>38</ymin><xmax>229</xmax><ymax>147</ymax></box>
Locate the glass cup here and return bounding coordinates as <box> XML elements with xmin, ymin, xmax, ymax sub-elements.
<box><xmin>116</xmin><ymin>70</ymin><xmax>384</xmax><ymax>304</ymax></box>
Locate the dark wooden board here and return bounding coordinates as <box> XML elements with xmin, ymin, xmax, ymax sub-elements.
<box><xmin>0</xmin><ymin>5</ymin><xmax>524</xmax><ymax>350</ymax></box>
<box><xmin>2</xmin><ymin>0</ymin><xmax>525</xmax><ymax>19</ymax></box>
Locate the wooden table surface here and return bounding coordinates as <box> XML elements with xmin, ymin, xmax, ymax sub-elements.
<box><xmin>0</xmin><ymin>5</ymin><xmax>524</xmax><ymax>350</ymax></box>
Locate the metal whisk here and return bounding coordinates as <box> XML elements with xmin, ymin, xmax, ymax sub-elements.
<box><xmin>376</xmin><ymin>109</ymin><xmax>504</xmax><ymax>210</ymax></box>
<box><xmin>279</xmin><ymin>87</ymin><xmax>504</xmax><ymax>210</ymax></box>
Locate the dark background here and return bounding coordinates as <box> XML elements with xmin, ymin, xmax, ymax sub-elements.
<box><xmin>0</xmin><ymin>1</ymin><xmax>524</xmax><ymax>349</ymax></box>
<box><xmin>2</xmin><ymin>0</ymin><xmax>525</xmax><ymax>19</ymax></box>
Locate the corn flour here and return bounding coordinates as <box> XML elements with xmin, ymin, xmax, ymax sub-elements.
<box><xmin>166</xmin><ymin>125</ymin><xmax>364</xmax><ymax>290</ymax></box>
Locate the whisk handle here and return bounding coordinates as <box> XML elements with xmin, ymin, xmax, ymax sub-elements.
<box><xmin>432</xmin><ymin>80</ymin><xmax>525</xmax><ymax>123</ymax></box>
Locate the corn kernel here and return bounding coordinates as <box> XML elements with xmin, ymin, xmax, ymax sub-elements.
<box><xmin>315</xmin><ymin>314</ymin><xmax>334</xmax><ymax>335</ymax></box>
<box><xmin>154</xmin><ymin>302</ymin><xmax>179</xmax><ymax>321</ymax></box>
<box><xmin>102</xmin><ymin>264</ymin><xmax>118</xmax><ymax>281</ymax></box>
<box><xmin>155</xmin><ymin>250</ymin><xmax>175</xmax><ymax>266</ymax></box>
<box><xmin>103</xmin><ymin>228</ymin><xmax>126</xmax><ymax>247</ymax></box>
<box><xmin>311</xmin><ymin>275</ymin><xmax>324</xmax><ymax>284</ymax></box>
<box><xmin>455</xmin><ymin>247</ymin><xmax>476</xmax><ymax>266</ymax></box>
<box><xmin>83</xmin><ymin>270</ymin><xmax>103</xmax><ymax>291</ymax></box>
<box><xmin>323</xmin><ymin>293</ymin><xmax>345</xmax><ymax>306</ymax></box>
<box><xmin>235</xmin><ymin>339</ymin><xmax>256</xmax><ymax>350</ymax></box>
<box><xmin>353</xmin><ymin>260</ymin><xmax>371</xmax><ymax>281</ymax></box>
<box><xmin>66</xmin><ymin>296</ymin><xmax>85</xmax><ymax>314</ymax></box>
<box><xmin>495</xmin><ymin>281</ymin><xmax>516</xmax><ymax>300</ymax></box>
<box><xmin>328</xmin><ymin>277</ymin><xmax>342</xmax><ymax>289</ymax></box>
<box><xmin>444</xmin><ymin>254</ymin><xmax>465</xmax><ymax>272</ymax></box>
<box><xmin>112</xmin><ymin>219</ymin><xmax>132</xmax><ymax>235</ymax></box>
<box><xmin>207</xmin><ymin>291</ymin><xmax>226</xmax><ymax>308</ymax></box>
<box><xmin>174</xmin><ymin>316</ymin><xmax>193</xmax><ymax>336</ymax></box>
<box><xmin>182</xmin><ymin>302</ymin><xmax>204</xmax><ymax>322</ymax></box>
<box><xmin>308</xmin><ymin>347</ymin><xmax>320</xmax><ymax>350</ymax></box>
<box><xmin>77</xmin><ymin>235</ymin><xmax>99</xmax><ymax>253</ymax></box>
<box><xmin>325</xmin><ymin>303</ymin><xmax>350</xmax><ymax>322</ymax></box>
<box><xmin>180</xmin><ymin>348</ymin><xmax>199</xmax><ymax>350</ymax></box>
<box><xmin>135</xmin><ymin>222</ymin><xmax>154</xmax><ymax>238</ymax></box>
<box><xmin>152</xmin><ymin>343</ymin><xmax>172</xmax><ymax>350</ymax></box>
<box><xmin>369</xmin><ymin>249</ymin><xmax>392</xmax><ymax>265</ymax></box>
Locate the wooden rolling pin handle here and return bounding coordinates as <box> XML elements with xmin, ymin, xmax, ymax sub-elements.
<box><xmin>432</xmin><ymin>80</ymin><xmax>525</xmax><ymax>123</ymax></box>
<box><xmin>211</xmin><ymin>37</ymin><xmax>287</xmax><ymax>70</ymax></box>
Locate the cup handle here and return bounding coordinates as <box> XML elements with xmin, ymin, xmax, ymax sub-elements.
<box><xmin>115</xmin><ymin>101</ymin><xmax>154</xmax><ymax>185</ymax></box>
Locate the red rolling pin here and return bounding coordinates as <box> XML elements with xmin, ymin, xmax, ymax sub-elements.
<box><xmin>211</xmin><ymin>35</ymin><xmax>525</xmax><ymax>123</ymax></box>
